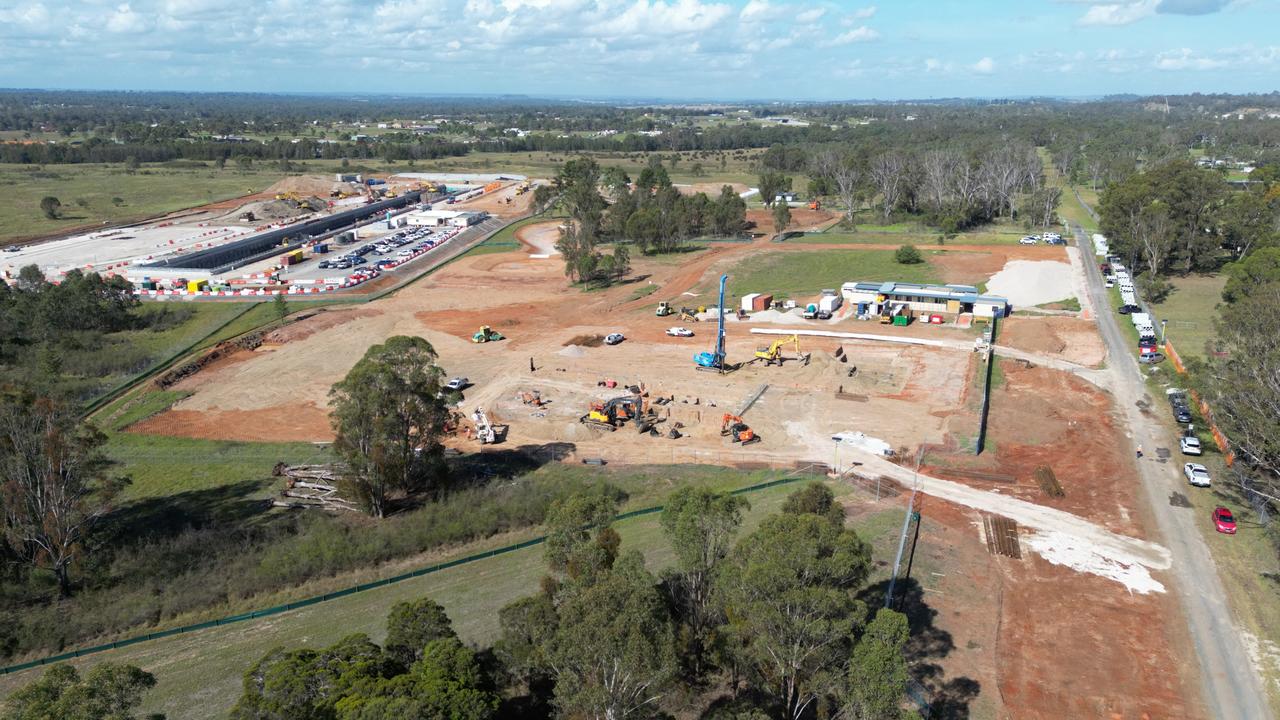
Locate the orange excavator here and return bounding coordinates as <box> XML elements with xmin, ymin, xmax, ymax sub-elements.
<box><xmin>721</xmin><ymin>414</ymin><xmax>761</xmax><ymax>445</ymax></box>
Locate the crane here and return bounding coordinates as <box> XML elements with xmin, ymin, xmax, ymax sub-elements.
<box><xmin>694</xmin><ymin>274</ymin><xmax>728</xmax><ymax>373</ymax></box>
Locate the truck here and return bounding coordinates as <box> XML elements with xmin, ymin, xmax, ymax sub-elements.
<box><xmin>817</xmin><ymin>290</ymin><xmax>842</xmax><ymax>319</ymax></box>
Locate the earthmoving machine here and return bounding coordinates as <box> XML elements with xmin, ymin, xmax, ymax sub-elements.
<box><xmin>472</xmin><ymin>407</ymin><xmax>496</xmax><ymax>444</ymax></box>
<box><xmin>754</xmin><ymin>334</ymin><xmax>801</xmax><ymax>366</ymax></box>
<box><xmin>518</xmin><ymin>390</ymin><xmax>544</xmax><ymax>407</ymax></box>
<box><xmin>580</xmin><ymin>396</ymin><xmax>654</xmax><ymax>432</ymax></box>
<box><xmin>694</xmin><ymin>274</ymin><xmax>729</xmax><ymax>373</ymax></box>
<box><xmin>656</xmin><ymin>301</ymin><xmax>674</xmax><ymax>317</ymax></box>
<box><xmin>720</xmin><ymin>414</ymin><xmax>760</xmax><ymax>445</ymax></box>
<box><xmin>809</xmin><ymin>199</ymin><xmax>821</xmax><ymax>210</ymax></box>
<box><xmin>472</xmin><ymin>325</ymin><xmax>505</xmax><ymax>343</ymax></box>
<box><xmin>679</xmin><ymin>307</ymin><xmax>699</xmax><ymax>322</ymax></box>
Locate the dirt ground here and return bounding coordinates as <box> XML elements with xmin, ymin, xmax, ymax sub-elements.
<box><xmin>676</xmin><ymin>182</ymin><xmax>750</xmax><ymax>196</ymax></box>
<box><xmin>515</xmin><ymin>221</ymin><xmax>561</xmax><ymax>255</ymax></box>
<box><xmin>745</xmin><ymin>207</ymin><xmax>839</xmax><ymax>233</ymax></box>
<box><xmin>999</xmin><ymin>316</ymin><xmax>1107</xmax><ymax>367</ymax></box>
<box><xmin>122</xmin><ymin>223</ymin><xmax>1203</xmax><ymax>716</ymax></box>
<box><xmin>451</xmin><ymin>181</ymin><xmax>538</xmax><ymax>219</ymax></box>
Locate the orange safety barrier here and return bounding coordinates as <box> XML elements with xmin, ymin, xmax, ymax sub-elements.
<box><xmin>1167</xmin><ymin>339</ymin><xmax>1235</xmax><ymax>466</ymax></box>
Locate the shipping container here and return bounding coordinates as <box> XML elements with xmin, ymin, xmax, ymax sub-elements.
<box><xmin>313</xmin><ymin>243</ymin><xmax>329</xmax><ymax>254</ymax></box>
<box><xmin>187</xmin><ymin>279</ymin><xmax>208</xmax><ymax>293</ymax></box>
<box><xmin>740</xmin><ymin>293</ymin><xmax>760</xmax><ymax>313</ymax></box>
<box><xmin>751</xmin><ymin>293</ymin><xmax>773</xmax><ymax>312</ymax></box>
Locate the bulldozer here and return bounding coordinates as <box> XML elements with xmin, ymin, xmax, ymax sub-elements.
<box><xmin>472</xmin><ymin>325</ymin><xmax>505</xmax><ymax>343</ymax></box>
<box><xmin>679</xmin><ymin>307</ymin><xmax>699</xmax><ymax>322</ymax></box>
<box><xmin>656</xmin><ymin>301</ymin><xmax>674</xmax><ymax>317</ymax></box>
<box><xmin>720</xmin><ymin>414</ymin><xmax>760</xmax><ymax>445</ymax></box>
<box><xmin>754</xmin><ymin>334</ymin><xmax>800</xmax><ymax>366</ymax></box>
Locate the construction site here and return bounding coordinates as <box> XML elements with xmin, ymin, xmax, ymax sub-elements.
<box><xmin>93</xmin><ymin>198</ymin><xmax>1209</xmax><ymax>717</ymax></box>
<box><xmin>1</xmin><ymin>173</ymin><xmax>537</xmax><ymax>295</ymax></box>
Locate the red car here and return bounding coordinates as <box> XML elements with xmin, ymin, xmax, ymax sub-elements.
<box><xmin>1212</xmin><ymin>507</ymin><xmax>1237</xmax><ymax>535</ymax></box>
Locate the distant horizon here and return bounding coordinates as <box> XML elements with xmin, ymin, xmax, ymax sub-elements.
<box><xmin>2</xmin><ymin>1</ymin><xmax>1278</xmax><ymax>100</ymax></box>
<box><xmin>3</xmin><ymin>86</ymin><xmax>1278</xmax><ymax>108</ymax></box>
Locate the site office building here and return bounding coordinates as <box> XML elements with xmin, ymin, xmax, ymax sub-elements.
<box><xmin>841</xmin><ymin>281</ymin><xmax>1010</xmax><ymax>318</ymax></box>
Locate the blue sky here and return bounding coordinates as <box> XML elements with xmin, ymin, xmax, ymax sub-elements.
<box><xmin>0</xmin><ymin>0</ymin><xmax>1277</xmax><ymax>100</ymax></box>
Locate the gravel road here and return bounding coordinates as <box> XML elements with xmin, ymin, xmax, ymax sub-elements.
<box><xmin>1071</xmin><ymin>222</ymin><xmax>1272</xmax><ymax>719</ymax></box>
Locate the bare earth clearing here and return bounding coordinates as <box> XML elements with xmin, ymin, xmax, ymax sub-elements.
<box><xmin>115</xmin><ymin>224</ymin><xmax>1205</xmax><ymax>717</ymax></box>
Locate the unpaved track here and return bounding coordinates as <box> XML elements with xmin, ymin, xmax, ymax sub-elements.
<box><xmin>850</xmin><ymin>452</ymin><xmax>1171</xmax><ymax>574</ymax></box>
<box><xmin>1071</xmin><ymin>222</ymin><xmax>1272</xmax><ymax>720</ymax></box>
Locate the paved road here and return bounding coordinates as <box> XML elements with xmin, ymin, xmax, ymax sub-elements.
<box><xmin>1071</xmin><ymin>222</ymin><xmax>1272</xmax><ymax>720</ymax></box>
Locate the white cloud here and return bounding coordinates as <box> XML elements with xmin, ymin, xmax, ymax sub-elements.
<box><xmin>1077</xmin><ymin>0</ymin><xmax>1159</xmax><ymax>26</ymax></box>
<box><xmin>850</xmin><ymin>5</ymin><xmax>876</xmax><ymax>20</ymax></box>
<box><xmin>794</xmin><ymin>7</ymin><xmax>825</xmax><ymax>23</ymax></box>
<box><xmin>591</xmin><ymin>0</ymin><xmax>731</xmax><ymax>37</ymax></box>
<box><xmin>106</xmin><ymin>3</ymin><xmax>150</xmax><ymax>33</ymax></box>
<box><xmin>971</xmin><ymin>56</ymin><xmax>996</xmax><ymax>74</ymax></box>
<box><xmin>825</xmin><ymin>25</ymin><xmax>878</xmax><ymax>46</ymax></box>
<box><xmin>924</xmin><ymin>57</ymin><xmax>952</xmax><ymax>73</ymax></box>
<box><xmin>1154</xmin><ymin>47</ymin><xmax>1227</xmax><ymax>69</ymax></box>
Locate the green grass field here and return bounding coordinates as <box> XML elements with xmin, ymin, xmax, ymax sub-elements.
<box><xmin>0</xmin><ymin>474</ymin><xmax>903</xmax><ymax>720</ymax></box>
<box><xmin>0</xmin><ymin>163</ymin><xmax>297</xmax><ymax>244</ymax></box>
<box><xmin>105</xmin><ymin>433</ymin><xmax>333</xmax><ymax>501</ymax></box>
<box><xmin>711</xmin><ymin>248</ymin><xmax>939</xmax><ymax>303</ymax></box>
<box><xmin>1042</xmin><ymin>154</ymin><xmax>1100</xmax><ymax>233</ymax></box>
<box><xmin>1149</xmin><ymin>274</ymin><xmax>1227</xmax><ymax>362</ymax></box>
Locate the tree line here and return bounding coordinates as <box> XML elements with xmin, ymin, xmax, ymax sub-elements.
<box><xmin>539</xmin><ymin>158</ymin><xmax>748</xmax><ymax>285</ymax></box>
<box><xmin>763</xmin><ymin>140</ymin><xmax>1052</xmax><ymax>234</ymax></box>
<box><xmin>1098</xmin><ymin>159</ymin><xmax>1279</xmax><ymax>297</ymax></box>
<box><xmin>1</xmin><ymin>480</ymin><xmax>915</xmax><ymax>720</ymax></box>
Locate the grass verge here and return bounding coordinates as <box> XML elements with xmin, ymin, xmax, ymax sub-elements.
<box><xmin>0</xmin><ymin>472</ymin><xmax>875</xmax><ymax>720</ymax></box>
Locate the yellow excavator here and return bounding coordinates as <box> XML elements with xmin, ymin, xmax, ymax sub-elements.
<box><xmin>754</xmin><ymin>334</ymin><xmax>800</xmax><ymax>366</ymax></box>
<box><xmin>581</xmin><ymin>396</ymin><xmax>653</xmax><ymax>432</ymax></box>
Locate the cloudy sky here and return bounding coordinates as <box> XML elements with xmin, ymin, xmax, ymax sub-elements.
<box><xmin>0</xmin><ymin>0</ymin><xmax>1276</xmax><ymax>100</ymax></box>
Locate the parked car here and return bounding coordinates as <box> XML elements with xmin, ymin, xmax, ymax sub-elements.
<box><xmin>666</xmin><ymin>327</ymin><xmax>694</xmax><ymax>337</ymax></box>
<box><xmin>1139</xmin><ymin>337</ymin><xmax>1159</xmax><ymax>353</ymax></box>
<box><xmin>605</xmin><ymin>333</ymin><xmax>625</xmax><ymax>345</ymax></box>
<box><xmin>318</xmin><ymin>260</ymin><xmax>333</xmax><ymax>269</ymax></box>
<box><xmin>1104</xmin><ymin>278</ymin><xmax>1115</xmax><ymax>288</ymax></box>
<box><xmin>1139</xmin><ymin>351</ymin><xmax>1165</xmax><ymax>364</ymax></box>
<box><xmin>1184</xmin><ymin>462</ymin><xmax>1212</xmax><ymax>488</ymax></box>
<box><xmin>1168</xmin><ymin>391</ymin><xmax>1193</xmax><ymax>423</ymax></box>
<box><xmin>1118</xmin><ymin>304</ymin><xmax>1141</xmax><ymax>314</ymax></box>
<box><xmin>444</xmin><ymin>377</ymin><xmax>469</xmax><ymax>391</ymax></box>
<box><xmin>1019</xmin><ymin>236</ymin><xmax>1038</xmax><ymax>245</ymax></box>
<box><xmin>1212</xmin><ymin>507</ymin><xmax>1237</xmax><ymax>534</ymax></box>
<box><xmin>1180</xmin><ymin>435</ymin><xmax>1203</xmax><ymax>456</ymax></box>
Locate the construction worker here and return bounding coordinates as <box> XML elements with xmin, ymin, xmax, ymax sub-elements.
<box><xmin>1136</xmin><ymin>444</ymin><xmax>1143</xmax><ymax>459</ymax></box>
<box><xmin>530</xmin><ymin>357</ymin><xmax>536</xmax><ymax>373</ymax></box>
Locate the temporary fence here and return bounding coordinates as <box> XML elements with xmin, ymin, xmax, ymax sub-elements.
<box><xmin>974</xmin><ymin>316</ymin><xmax>999</xmax><ymax>455</ymax></box>
<box><xmin>1164</xmin><ymin>339</ymin><xmax>1235</xmax><ymax>465</ymax></box>
<box><xmin>0</xmin><ymin>471</ymin><xmax>816</xmax><ymax>677</ymax></box>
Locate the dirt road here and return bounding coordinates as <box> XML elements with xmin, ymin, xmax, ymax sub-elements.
<box><xmin>1071</xmin><ymin>223</ymin><xmax>1272</xmax><ymax>719</ymax></box>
